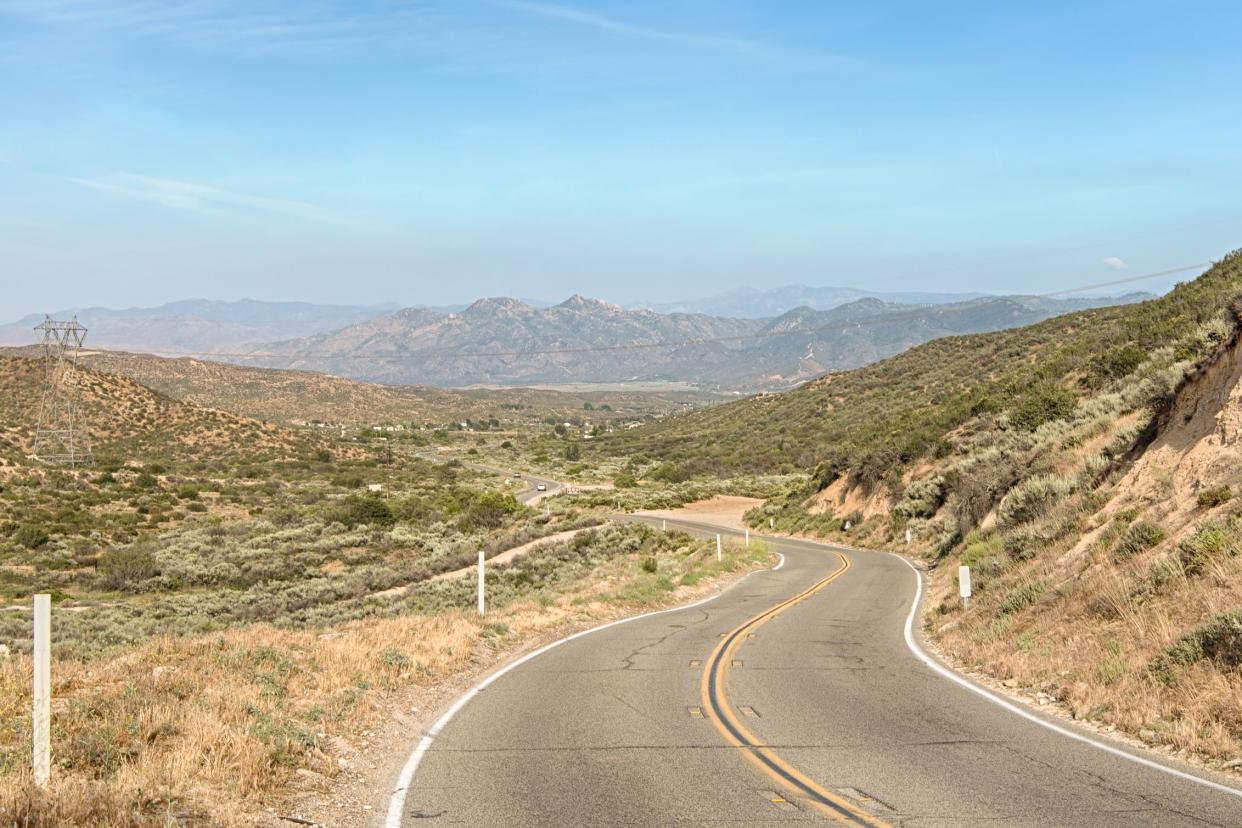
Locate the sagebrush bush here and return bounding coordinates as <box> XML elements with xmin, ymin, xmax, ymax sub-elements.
<box><xmin>1151</xmin><ymin>610</ymin><xmax>1242</xmax><ymax>680</ymax></box>
<box><xmin>13</xmin><ymin>525</ymin><xmax>49</xmax><ymax>549</ymax></box>
<box><xmin>1196</xmin><ymin>485</ymin><xmax>1232</xmax><ymax>509</ymax></box>
<box><xmin>996</xmin><ymin>474</ymin><xmax>1076</xmax><ymax>528</ymax></box>
<box><xmin>1113</xmin><ymin>521</ymin><xmax>1165</xmax><ymax>560</ymax></box>
<box><xmin>96</xmin><ymin>545</ymin><xmax>158</xmax><ymax>591</ymax></box>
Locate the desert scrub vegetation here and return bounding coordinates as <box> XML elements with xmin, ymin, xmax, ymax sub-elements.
<box><xmin>0</xmin><ymin>523</ymin><xmax>768</xmax><ymax>824</ymax></box>
<box><xmin>562</xmin><ymin>474</ymin><xmax>803</xmax><ymax>513</ymax></box>
<box><xmin>600</xmin><ymin>250</ymin><xmax>1242</xmax><ymax>480</ymax></box>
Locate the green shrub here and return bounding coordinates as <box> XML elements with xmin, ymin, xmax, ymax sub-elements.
<box><xmin>1001</xmin><ymin>581</ymin><xmax>1045</xmax><ymax>614</ymax></box>
<box><xmin>894</xmin><ymin>476</ymin><xmax>946</xmax><ymax>519</ymax></box>
<box><xmin>1094</xmin><ymin>344</ymin><xmax>1147</xmax><ymax>379</ymax></box>
<box><xmin>640</xmin><ymin>555</ymin><xmax>658</xmax><ymax>573</ymax></box>
<box><xmin>997</xmin><ymin>474</ymin><xmax>1076</xmax><ymax>527</ymax></box>
<box><xmin>458</xmin><ymin>491</ymin><xmax>518</xmax><ymax>532</ymax></box>
<box><xmin>1196</xmin><ymin>485</ymin><xmax>1232</xmax><ymax>509</ymax></box>
<box><xmin>1177</xmin><ymin>523</ymin><xmax>1239</xmax><ymax>575</ymax></box>
<box><xmin>14</xmin><ymin>525</ymin><xmax>49</xmax><ymax>549</ymax></box>
<box><xmin>176</xmin><ymin>485</ymin><xmax>200</xmax><ymax>501</ymax></box>
<box><xmin>330</xmin><ymin>495</ymin><xmax>395</xmax><ymax>529</ymax></box>
<box><xmin>1114</xmin><ymin>521</ymin><xmax>1165</xmax><ymax>560</ymax></box>
<box><xmin>96</xmin><ymin>545</ymin><xmax>158</xmax><ymax>591</ymax></box>
<box><xmin>613</xmin><ymin>473</ymin><xmax>638</xmax><ymax>489</ymax></box>
<box><xmin>1011</xmin><ymin>386</ymin><xmax>1077</xmax><ymax>432</ymax></box>
<box><xmin>1150</xmin><ymin>610</ymin><xmax>1242</xmax><ymax>681</ymax></box>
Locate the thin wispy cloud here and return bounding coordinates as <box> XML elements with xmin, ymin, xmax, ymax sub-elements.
<box><xmin>0</xmin><ymin>0</ymin><xmax>442</xmax><ymax>57</ymax></box>
<box><xmin>493</xmin><ymin>0</ymin><xmax>759</xmax><ymax>53</ymax></box>
<box><xmin>68</xmin><ymin>173</ymin><xmax>370</xmax><ymax>229</ymax></box>
<box><xmin>1103</xmin><ymin>256</ymin><xmax>1129</xmax><ymax>270</ymax></box>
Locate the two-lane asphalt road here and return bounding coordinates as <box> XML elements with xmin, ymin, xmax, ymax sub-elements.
<box><xmin>388</xmin><ymin>518</ymin><xmax>1242</xmax><ymax>826</ymax></box>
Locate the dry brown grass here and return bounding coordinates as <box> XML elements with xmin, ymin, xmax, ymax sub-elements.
<box><xmin>0</xmin><ymin>537</ymin><xmax>769</xmax><ymax>825</ymax></box>
<box><xmin>928</xmin><ymin>524</ymin><xmax>1242</xmax><ymax>765</ymax></box>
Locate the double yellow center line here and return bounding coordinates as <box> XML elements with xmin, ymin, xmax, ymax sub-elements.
<box><xmin>700</xmin><ymin>549</ymin><xmax>892</xmax><ymax>826</ymax></box>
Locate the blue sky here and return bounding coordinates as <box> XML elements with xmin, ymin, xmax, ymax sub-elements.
<box><xmin>2</xmin><ymin>0</ymin><xmax>1240</xmax><ymax>315</ymax></box>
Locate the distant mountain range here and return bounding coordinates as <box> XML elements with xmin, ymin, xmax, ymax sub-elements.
<box><xmin>633</xmin><ymin>285</ymin><xmax>992</xmax><ymax>318</ymax></box>
<box><xmin>0</xmin><ymin>299</ymin><xmax>398</xmax><ymax>354</ymax></box>
<box><xmin>238</xmin><ymin>292</ymin><xmax>1151</xmax><ymax>390</ymax></box>
<box><xmin>2</xmin><ymin>289</ymin><xmax>1152</xmax><ymax>390</ymax></box>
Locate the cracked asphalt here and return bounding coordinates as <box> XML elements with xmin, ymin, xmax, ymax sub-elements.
<box><xmin>396</xmin><ymin>519</ymin><xmax>1242</xmax><ymax>826</ymax></box>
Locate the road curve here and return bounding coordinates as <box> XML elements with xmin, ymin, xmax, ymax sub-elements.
<box><xmin>389</xmin><ymin>519</ymin><xmax>1242</xmax><ymax>826</ymax></box>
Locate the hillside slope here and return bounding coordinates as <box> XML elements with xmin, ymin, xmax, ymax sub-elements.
<box><xmin>602</xmin><ymin>262</ymin><xmax>1236</xmax><ymax>477</ymax></box>
<box><xmin>0</xmin><ymin>355</ymin><xmax>330</xmax><ymax>467</ymax></box>
<box><xmin>608</xmin><ymin>249</ymin><xmax>1242</xmax><ymax>770</ymax></box>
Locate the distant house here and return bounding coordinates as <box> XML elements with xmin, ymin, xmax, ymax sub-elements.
<box><xmin>367</xmin><ymin>483</ymin><xmax>384</xmax><ymax>493</ymax></box>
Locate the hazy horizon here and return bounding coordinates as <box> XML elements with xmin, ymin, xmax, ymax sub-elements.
<box><xmin>3</xmin><ymin>1</ymin><xmax>1240</xmax><ymax>313</ymax></box>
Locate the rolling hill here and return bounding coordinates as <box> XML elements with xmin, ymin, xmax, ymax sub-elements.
<box><xmin>0</xmin><ymin>355</ymin><xmax>333</xmax><ymax>468</ymax></box>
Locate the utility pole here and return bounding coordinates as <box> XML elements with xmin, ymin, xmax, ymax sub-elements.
<box><xmin>32</xmin><ymin>315</ymin><xmax>92</xmax><ymax>467</ymax></box>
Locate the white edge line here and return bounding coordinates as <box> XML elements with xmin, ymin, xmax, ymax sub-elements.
<box><xmin>891</xmin><ymin>553</ymin><xmax>1242</xmax><ymax>800</ymax></box>
<box><xmin>384</xmin><ymin>567</ymin><xmax>764</xmax><ymax>826</ymax></box>
<box><xmin>772</xmin><ymin>552</ymin><xmax>786</xmax><ymax>571</ymax></box>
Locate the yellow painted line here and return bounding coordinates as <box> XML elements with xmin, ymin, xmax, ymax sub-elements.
<box><xmin>700</xmin><ymin>550</ymin><xmax>892</xmax><ymax>827</ymax></box>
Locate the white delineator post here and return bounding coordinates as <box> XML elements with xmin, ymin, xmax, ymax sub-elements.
<box><xmin>769</xmin><ymin>517</ymin><xmax>774</xmax><ymax>529</ymax></box>
<box><xmin>477</xmin><ymin>551</ymin><xmax>486</xmax><ymax>615</ymax></box>
<box><xmin>32</xmin><ymin>593</ymin><xmax>50</xmax><ymax>788</ymax></box>
<box><xmin>905</xmin><ymin>528</ymin><xmax>912</xmax><ymax>545</ymax></box>
<box><xmin>958</xmin><ymin>565</ymin><xmax>972</xmax><ymax>610</ymax></box>
<box><xmin>716</xmin><ymin>534</ymin><xmax>722</xmax><ymax>562</ymax></box>
<box><xmin>662</xmin><ymin>519</ymin><xmax>666</xmax><ymax>531</ymax></box>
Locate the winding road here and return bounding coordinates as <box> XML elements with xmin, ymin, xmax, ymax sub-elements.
<box><xmin>386</xmin><ymin>516</ymin><xmax>1242</xmax><ymax>826</ymax></box>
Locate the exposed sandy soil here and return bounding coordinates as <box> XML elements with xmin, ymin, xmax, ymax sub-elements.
<box><xmin>1067</xmin><ymin>332</ymin><xmax>1242</xmax><ymax>562</ymax></box>
<box><xmin>636</xmin><ymin>495</ymin><xmax>764</xmax><ymax>531</ymax></box>
<box><xmin>806</xmin><ymin>475</ymin><xmax>893</xmax><ymax>519</ymax></box>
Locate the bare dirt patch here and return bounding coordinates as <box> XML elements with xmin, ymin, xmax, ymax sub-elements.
<box><xmin>637</xmin><ymin>495</ymin><xmax>764</xmax><ymax>531</ymax></box>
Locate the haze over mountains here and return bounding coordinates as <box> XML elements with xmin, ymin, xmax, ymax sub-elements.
<box><xmin>634</xmin><ymin>285</ymin><xmax>990</xmax><ymax>318</ymax></box>
<box><xmin>2</xmin><ymin>288</ymin><xmax>1149</xmax><ymax>391</ymax></box>
<box><xmin>0</xmin><ymin>299</ymin><xmax>398</xmax><ymax>355</ymax></box>
<box><xmin>241</xmin><ymin>292</ymin><xmax>1148</xmax><ymax>390</ymax></box>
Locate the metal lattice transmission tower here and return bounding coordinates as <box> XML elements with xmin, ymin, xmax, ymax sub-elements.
<box><xmin>32</xmin><ymin>315</ymin><xmax>93</xmax><ymax>467</ymax></box>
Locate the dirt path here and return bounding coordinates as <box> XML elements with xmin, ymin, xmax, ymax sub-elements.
<box><xmin>636</xmin><ymin>495</ymin><xmax>764</xmax><ymax>532</ymax></box>
<box><xmin>367</xmin><ymin>528</ymin><xmax>589</xmax><ymax>601</ymax></box>
<box><xmin>429</xmin><ymin>528</ymin><xmax>585</xmax><ymax>582</ymax></box>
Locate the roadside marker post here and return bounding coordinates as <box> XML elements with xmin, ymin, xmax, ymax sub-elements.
<box><xmin>716</xmin><ymin>534</ymin><xmax>722</xmax><ymax>562</ymax></box>
<box><xmin>905</xmin><ymin>528</ymin><xmax>912</xmax><ymax>545</ymax></box>
<box><xmin>477</xmin><ymin>552</ymin><xmax>486</xmax><ymax>615</ymax></box>
<box><xmin>662</xmin><ymin>519</ymin><xmax>666</xmax><ymax>531</ymax></box>
<box><xmin>958</xmin><ymin>565</ymin><xmax>972</xmax><ymax>610</ymax></box>
<box><xmin>769</xmin><ymin>518</ymin><xmax>774</xmax><ymax>529</ymax></box>
<box><xmin>745</xmin><ymin>528</ymin><xmax>750</xmax><ymax>547</ymax></box>
<box><xmin>32</xmin><ymin>593</ymin><xmax>50</xmax><ymax>788</ymax></box>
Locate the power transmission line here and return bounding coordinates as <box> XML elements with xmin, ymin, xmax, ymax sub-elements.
<box><xmin>76</xmin><ymin>261</ymin><xmax>1210</xmax><ymax>364</ymax></box>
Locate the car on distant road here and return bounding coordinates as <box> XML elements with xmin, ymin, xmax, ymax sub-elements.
<box><xmin>536</xmin><ymin>484</ymin><xmax>547</xmax><ymax>492</ymax></box>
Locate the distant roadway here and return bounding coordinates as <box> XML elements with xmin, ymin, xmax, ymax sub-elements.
<box><xmin>414</xmin><ymin>452</ymin><xmax>563</xmax><ymax>505</ymax></box>
<box><xmin>387</xmin><ymin>496</ymin><xmax>1242</xmax><ymax>826</ymax></box>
